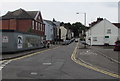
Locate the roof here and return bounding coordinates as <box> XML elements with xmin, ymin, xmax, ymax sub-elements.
<box><xmin>86</xmin><ymin>19</ymin><xmax>120</xmax><ymax>32</ymax></box>
<box><xmin>113</xmin><ymin>23</ymin><xmax>120</xmax><ymax>28</ymax></box>
<box><xmin>44</xmin><ymin>20</ymin><xmax>56</xmax><ymax>26</ymax></box>
<box><xmin>27</xmin><ymin>11</ymin><xmax>38</xmax><ymax>18</ymax></box>
<box><xmin>89</xmin><ymin>18</ymin><xmax>103</xmax><ymax>27</ymax></box>
<box><xmin>0</xmin><ymin>8</ymin><xmax>39</xmax><ymax>20</ymax></box>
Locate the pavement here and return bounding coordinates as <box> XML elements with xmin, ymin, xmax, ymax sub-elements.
<box><xmin>77</xmin><ymin>42</ymin><xmax>120</xmax><ymax>75</ymax></box>
<box><xmin>1</xmin><ymin>44</ymin><xmax>59</xmax><ymax>61</ymax></box>
<box><xmin>92</xmin><ymin>46</ymin><xmax>120</xmax><ymax>63</ymax></box>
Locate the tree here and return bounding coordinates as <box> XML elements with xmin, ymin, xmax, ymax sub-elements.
<box><xmin>64</xmin><ymin>23</ymin><xmax>72</xmax><ymax>29</ymax></box>
<box><xmin>60</xmin><ymin>22</ymin><xmax>64</xmax><ymax>26</ymax></box>
<box><xmin>60</xmin><ymin>22</ymin><xmax>86</xmax><ymax>37</ymax></box>
<box><xmin>71</xmin><ymin>22</ymin><xmax>86</xmax><ymax>37</ymax></box>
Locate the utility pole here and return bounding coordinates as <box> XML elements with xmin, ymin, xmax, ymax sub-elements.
<box><xmin>84</xmin><ymin>12</ymin><xmax>86</xmax><ymax>26</ymax></box>
<box><xmin>118</xmin><ymin>1</ymin><xmax>120</xmax><ymax>40</ymax></box>
<box><xmin>76</xmin><ymin>12</ymin><xmax>86</xmax><ymax>26</ymax></box>
<box><xmin>76</xmin><ymin>12</ymin><xmax>87</xmax><ymax>48</ymax></box>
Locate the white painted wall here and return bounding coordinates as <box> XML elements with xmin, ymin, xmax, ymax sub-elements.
<box><xmin>60</xmin><ymin>26</ymin><xmax>67</xmax><ymax>41</ymax></box>
<box><xmin>118</xmin><ymin>28</ymin><xmax>120</xmax><ymax>40</ymax></box>
<box><xmin>86</xmin><ymin>19</ymin><xmax>118</xmax><ymax>45</ymax></box>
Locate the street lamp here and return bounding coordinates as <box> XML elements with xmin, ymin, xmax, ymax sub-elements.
<box><xmin>76</xmin><ymin>12</ymin><xmax>87</xmax><ymax>36</ymax></box>
<box><xmin>76</xmin><ymin>12</ymin><xmax>87</xmax><ymax>48</ymax></box>
<box><xmin>76</xmin><ymin>12</ymin><xmax>86</xmax><ymax>26</ymax></box>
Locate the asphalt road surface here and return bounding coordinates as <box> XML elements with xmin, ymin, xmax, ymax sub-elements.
<box><xmin>1</xmin><ymin>42</ymin><xmax>119</xmax><ymax>80</ymax></box>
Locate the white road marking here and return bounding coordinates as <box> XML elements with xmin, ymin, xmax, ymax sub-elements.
<box><xmin>43</xmin><ymin>62</ymin><xmax>52</xmax><ymax>65</ymax></box>
<box><xmin>71</xmin><ymin>43</ymin><xmax>120</xmax><ymax>78</ymax></box>
<box><xmin>30</xmin><ymin>72</ymin><xmax>38</xmax><ymax>75</ymax></box>
<box><xmin>79</xmin><ymin>50</ymin><xmax>97</xmax><ymax>55</ymax></box>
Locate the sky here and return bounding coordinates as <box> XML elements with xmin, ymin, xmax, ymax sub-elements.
<box><xmin>0</xmin><ymin>0</ymin><xmax>119</xmax><ymax>26</ymax></box>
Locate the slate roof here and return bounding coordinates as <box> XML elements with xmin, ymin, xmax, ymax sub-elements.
<box><xmin>113</xmin><ymin>23</ymin><xmax>120</xmax><ymax>28</ymax></box>
<box><xmin>89</xmin><ymin>18</ymin><xmax>103</xmax><ymax>27</ymax></box>
<box><xmin>27</xmin><ymin>11</ymin><xmax>38</xmax><ymax>18</ymax></box>
<box><xmin>44</xmin><ymin>20</ymin><xmax>56</xmax><ymax>26</ymax></box>
<box><xmin>0</xmin><ymin>8</ymin><xmax>39</xmax><ymax>20</ymax></box>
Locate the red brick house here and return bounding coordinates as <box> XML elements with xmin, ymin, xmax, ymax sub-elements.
<box><xmin>0</xmin><ymin>8</ymin><xmax>45</xmax><ymax>36</ymax></box>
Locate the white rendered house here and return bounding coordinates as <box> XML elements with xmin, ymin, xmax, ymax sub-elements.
<box><xmin>59</xmin><ymin>26</ymin><xmax>67</xmax><ymax>41</ymax></box>
<box><xmin>86</xmin><ymin>18</ymin><xmax>119</xmax><ymax>45</ymax></box>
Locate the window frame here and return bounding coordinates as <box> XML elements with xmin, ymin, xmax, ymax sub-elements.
<box><xmin>93</xmin><ymin>37</ymin><xmax>97</xmax><ymax>41</ymax></box>
<box><xmin>107</xmin><ymin>29</ymin><xmax>111</xmax><ymax>34</ymax></box>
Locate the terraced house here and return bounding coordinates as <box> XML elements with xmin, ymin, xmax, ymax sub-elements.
<box><xmin>0</xmin><ymin>8</ymin><xmax>45</xmax><ymax>52</ymax></box>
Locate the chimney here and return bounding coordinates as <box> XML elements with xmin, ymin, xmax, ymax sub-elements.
<box><xmin>97</xmin><ymin>18</ymin><xmax>103</xmax><ymax>22</ymax></box>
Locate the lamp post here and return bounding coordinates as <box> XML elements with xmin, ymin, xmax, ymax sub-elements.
<box><xmin>84</xmin><ymin>12</ymin><xmax>86</xmax><ymax>26</ymax></box>
<box><xmin>76</xmin><ymin>12</ymin><xmax>86</xmax><ymax>26</ymax></box>
<box><xmin>76</xmin><ymin>12</ymin><xmax>87</xmax><ymax>37</ymax></box>
<box><xmin>76</xmin><ymin>12</ymin><xmax>87</xmax><ymax>48</ymax></box>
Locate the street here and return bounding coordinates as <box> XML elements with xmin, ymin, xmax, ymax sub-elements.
<box><xmin>1</xmin><ymin>42</ymin><xmax>119</xmax><ymax>80</ymax></box>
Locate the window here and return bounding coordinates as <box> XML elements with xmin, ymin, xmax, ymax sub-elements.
<box><xmin>36</xmin><ymin>22</ymin><xmax>38</xmax><ymax>30</ymax></box>
<box><xmin>41</xmin><ymin>24</ymin><xmax>42</xmax><ymax>31</ymax></box>
<box><xmin>32</xmin><ymin>21</ymin><xmax>34</xmax><ymax>29</ymax></box>
<box><xmin>43</xmin><ymin>25</ymin><xmax>44</xmax><ymax>31</ymax></box>
<box><xmin>107</xmin><ymin>29</ymin><xmax>111</xmax><ymax>34</ymax></box>
<box><xmin>38</xmin><ymin>23</ymin><xmax>40</xmax><ymax>30</ymax></box>
<box><xmin>93</xmin><ymin>37</ymin><xmax>97</xmax><ymax>41</ymax></box>
<box><xmin>90</xmin><ymin>30</ymin><xmax>91</xmax><ymax>35</ymax></box>
<box><xmin>42</xmin><ymin>25</ymin><xmax>44</xmax><ymax>31</ymax></box>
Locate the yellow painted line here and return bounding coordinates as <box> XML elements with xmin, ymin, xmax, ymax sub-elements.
<box><xmin>71</xmin><ymin>43</ymin><xmax>120</xmax><ymax>79</ymax></box>
<box><xmin>1</xmin><ymin>46</ymin><xmax>60</xmax><ymax>62</ymax></box>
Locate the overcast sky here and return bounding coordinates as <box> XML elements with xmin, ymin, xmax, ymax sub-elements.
<box><xmin>0</xmin><ymin>0</ymin><xmax>119</xmax><ymax>26</ymax></box>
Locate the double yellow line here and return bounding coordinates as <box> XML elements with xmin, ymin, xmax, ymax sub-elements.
<box><xmin>1</xmin><ymin>43</ymin><xmax>120</xmax><ymax>78</ymax></box>
<box><xmin>1</xmin><ymin>46</ymin><xmax>60</xmax><ymax>62</ymax></box>
<box><xmin>71</xmin><ymin>43</ymin><xmax>120</xmax><ymax>79</ymax></box>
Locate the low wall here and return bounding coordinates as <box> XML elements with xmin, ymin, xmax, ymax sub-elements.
<box><xmin>2</xmin><ymin>30</ymin><xmax>44</xmax><ymax>53</ymax></box>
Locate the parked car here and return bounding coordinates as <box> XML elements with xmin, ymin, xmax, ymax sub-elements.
<box><xmin>70</xmin><ymin>38</ymin><xmax>75</xmax><ymax>43</ymax></box>
<box><xmin>114</xmin><ymin>40</ymin><xmax>120</xmax><ymax>51</ymax></box>
<box><xmin>62</xmin><ymin>40</ymin><xmax>70</xmax><ymax>45</ymax></box>
<box><xmin>75</xmin><ymin>38</ymin><xmax>79</xmax><ymax>42</ymax></box>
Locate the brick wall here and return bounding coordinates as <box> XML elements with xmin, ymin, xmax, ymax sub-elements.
<box><xmin>1</xmin><ymin>19</ymin><xmax>45</xmax><ymax>36</ymax></box>
<box><xmin>10</xmin><ymin>19</ymin><xmax>17</xmax><ymax>30</ymax></box>
<box><xmin>0</xmin><ymin>19</ymin><xmax>32</xmax><ymax>32</ymax></box>
<box><xmin>0</xmin><ymin>20</ymin><xmax>9</xmax><ymax>29</ymax></box>
<box><xmin>17</xmin><ymin>20</ymin><xmax>32</xmax><ymax>32</ymax></box>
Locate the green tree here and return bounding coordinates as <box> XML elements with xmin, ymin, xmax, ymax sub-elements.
<box><xmin>71</xmin><ymin>22</ymin><xmax>86</xmax><ymax>37</ymax></box>
<box><xmin>64</xmin><ymin>23</ymin><xmax>72</xmax><ymax>29</ymax></box>
<box><xmin>60</xmin><ymin>22</ymin><xmax>87</xmax><ymax>37</ymax></box>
